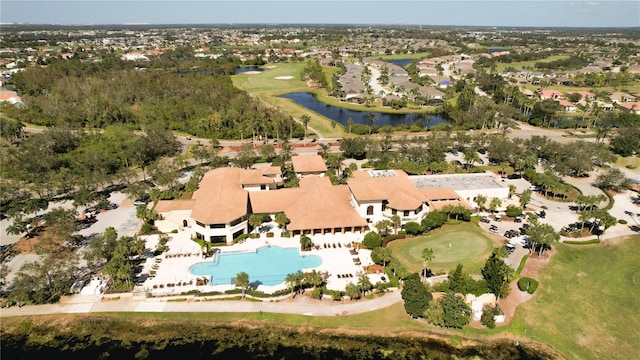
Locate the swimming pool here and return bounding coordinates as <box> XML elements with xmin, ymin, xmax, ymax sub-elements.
<box><xmin>189</xmin><ymin>246</ymin><xmax>322</xmax><ymax>286</ymax></box>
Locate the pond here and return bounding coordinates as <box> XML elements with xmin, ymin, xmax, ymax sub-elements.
<box><xmin>280</xmin><ymin>92</ymin><xmax>449</xmax><ymax>128</ymax></box>
<box><xmin>234</xmin><ymin>66</ymin><xmax>264</xmax><ymax>74</ymax></box>
<box><xmin>387</xmin><ymin>58</ymin><xmax>413</xmax><ymax>67</ymax></box>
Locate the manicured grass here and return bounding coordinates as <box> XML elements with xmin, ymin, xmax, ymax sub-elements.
<box><xmin>615</xmin><ymin>155</ymin><xmax>640</xmax><ymax>169</ymax></box>
<box><xmin>495</xmin><ymin>54</ymin><xmax>570</xmax><ymax>72</ymax></box>
<box><xmin>231</xmin><ymin>62</ymin><xmax>310</xmax><ymax>96</ymax></box>
<box><xmin>388</xmin><ymin>223</ymin><xmax>497</xmax><ymax>275</ymax></box>
<box><xmin>505</xmin><ymin>238</ymin><xmax>640</xmax><ymax>360</ymax></box>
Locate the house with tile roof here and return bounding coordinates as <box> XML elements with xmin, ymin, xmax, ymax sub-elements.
<box><xmin>291</xmin><ymin>155</ymin><xmax>327</xmax><ymax>177</ymax></box>
<box><xmin>347</xmin><ymin>170</ymin><xmax>431</xmax><ymax>225</ymax></box>
<box><xmin>156</xmin><ymin>167</ymin><xmax>475</xmax><ymax>244</ymax></box>
<box><xmin>608</xmin><ymin>92</ymin><xmax>636</xmax><ymax>104</ymax></box>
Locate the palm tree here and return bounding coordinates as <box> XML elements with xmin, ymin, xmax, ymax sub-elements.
<box><xmin>357</xmin><ymin>274</ymin><xmax>373</xmax><ymax>296</ymax></box>
<box><xmin>319</xmin><ymin>143</ymin><xmax>330</xmax><ymax>159</ymax></box>
<box><xmin>489</xmin><ymin>197</ymin><xmax>502</xmax><ymax>215</ymax></box>
<box><xmin>300</xmin><ymin>114</ymin><xmax>311</xmax><ymax>138</ymax></box>
<box><xmin>249</xmin><ymin>214</ymin><xmax>263</xmax><ymax>234</ymax></box>
<box><xmin>375</xmin><ymin>219</ymin><xmax>391</xmax><ymax>236</ymax></box>
<box><xmin>391</xmin><ymin>215</ymin><xmax>401</xmax><ymax>234</ymax></box>
<box><xmin>285</xmin><ymin>272</ymin><xmax>299</xmax><ymax>296</ymax></box>
<box><xmin>508</xmin><ymin>184</ymin><xmax>517</xmax><ymax>199</ymax></box>
<box><xmin>366</xmin><ymin>112</ymin><xmax>377</xmax><ymax>135</ymax></box>
<box><xmin>519</xmin><ymin>189</ymin><xmax>532</xmax><ymax>209</ymax></box>
<box><xmin>235</xmin><ymin>272</ymin><xmax>250</xmax><ymax>299</ymax></box>
<box><xmin>347</xmin><ymin>117</ymin><xmax>354</xmax><ymax>135</ymax></box>
<box><xmin>300</xmin><ymin>235</ymin><xmax>313</xmax><ymax>251</ymax></box>
<box><xmin>475</xmin><ymin>194</ymin><xmax>487</xmax><ymax>213</ymax></box>
<box><xmin>421</xmin><ymin>248</ymin><xmax>434</xmax><ymax>280</ymax></box>
<box><xmin>306</xmin><ymin>270</ymin><xmax>324</xmax><ymax>290</ymax></box>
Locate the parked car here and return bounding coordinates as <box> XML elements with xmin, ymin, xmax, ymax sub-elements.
<box><xmin>504</xmin><ymin>244</ymin><xmax>515</xmax><ymax>254</ymax></box>
<box><xmin>133</xmin><ymin>199</ymin><xmax>147</xmax><ymax>206</ymax></box>
<box><xmin>489</xmin><ymin>225</ymin><xmax>499</xmax><ymax>233</ymax></box>
<box><xmin>480</xmin><ymin>216</ymin><xmax>491</xmax><ymax>223</ymax></box>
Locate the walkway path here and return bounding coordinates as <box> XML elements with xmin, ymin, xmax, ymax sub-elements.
<box><xmin>1</xmin><ymin>290</ymin><xmax>402</xmax><ymax>318</ymax></box>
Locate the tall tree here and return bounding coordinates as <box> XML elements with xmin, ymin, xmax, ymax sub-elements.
<box><xmin>401</xmin><ymin>273</ymin><xmax>432</xmax><ymax>318</ymax></box>
<box><xmin>526</xmin><ymin>218</ymin><xmax>560</xmax><ymax>257</ymax></box>
<box><xmin>235</xmin><ymin>271</ymin><xmax>250</xmax><ymax>298</ymax></box>
<box><xmin>441</xmin><ymin>292</ymin><xmax>472</xmax><ymax>328</ymax></box>
<box><xmin>300</xmin><ymin>114</ymin><xmax>311</xmax><ymax>138</ymax></box>
<box><xmin>481</xmin><ymin>250</ymin><xmax>513</xmax><ymax>298</ymax></box>
<box><xmin>421</xmin><ymin>248</ymin><xmax>435</xmax><ymax>280</ymax></box>
<box><xmin>519</xmin><ymin>189</ymin><xmax>532</xmax><ymax>209</ymax></box>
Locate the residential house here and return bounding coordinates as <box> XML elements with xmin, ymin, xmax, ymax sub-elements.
<box><xmin>291</xmin><ymin>155</ymin><xmax>328</xmax><ymax>177</ymax></box>
<box><xmin>347</xmin><ymin>170</ymin><xmax>431</xmax><ymax>225</ymax></box>
<box><xmin>537</xmin><ymin>89</ymin><xmax>564</xmax><ymax>100</ymax></box>
<box><xmin>557</xmin><ymin>99</ymin><xmax>577</xmax><ymax>112</ymax></box>
<box><xmin>608</xmin><ymin>92</ymin><xmax>636</xmax><ymax>103</ymax></box>
<box><xmin>618</xmin><ymin>102</ymin><xmax>640</xmax><ymax>114</ymax></box>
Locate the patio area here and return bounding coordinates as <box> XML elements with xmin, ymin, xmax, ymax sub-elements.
<box><xmin>135</xmin><ymin>220</ymin><xmax>384</xmax><ymax>297</ymax></box>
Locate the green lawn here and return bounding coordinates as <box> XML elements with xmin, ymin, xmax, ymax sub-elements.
<box><xmin>505</xmin><ymin>238</ymin><xmax>640</xmax><ymax>359</ymax></box>
<box><xmin>495</xmin><ymin>54</ymin><xmax>570</xmax><ymax>72</ymax></box>
<box><xmin>388</xmin><ymin>223</ymin><xmax>497</xmax><ymax>275</ymax></box>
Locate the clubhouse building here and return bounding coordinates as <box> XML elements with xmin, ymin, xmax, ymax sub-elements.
<box><xmin>156</xmin><ymin>155</ymin><xmax>483</xmax><ymax>244</ymax></box>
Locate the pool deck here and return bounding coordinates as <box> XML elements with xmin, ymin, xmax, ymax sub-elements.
<box><xmin>137</xmin><ymin>221</ymin><xmax>384</xmax><ymax>297</ymax></box>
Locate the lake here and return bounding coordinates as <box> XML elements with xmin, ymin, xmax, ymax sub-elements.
<box><xmin>280</xmin><ymin>92</ymin><xmax>449</xmax><ymax>128</ymax></box>
<box><xmin>234</xmin><ymin>66</ymin><xmax>264</xmax><ymax>74</ymax></box>
<box><xmin>388</xmin><ymin>58</ymin><xmax>413</xmax><ymax>67</ymax></box>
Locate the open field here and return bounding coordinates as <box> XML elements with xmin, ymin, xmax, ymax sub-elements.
<box><xmin>503</xmin><ymin>237</ymin><xmax>640</xmax><ymax>359</ymax></box>
<box><xmin>495</xmin><ymin>54</ymin><xmax>570</xmax><ymax>72</ymax></box>
<box><xmin>387</xmin><ymin>223</ymin><xmax>498</xmax><ymax>275</ymax></box>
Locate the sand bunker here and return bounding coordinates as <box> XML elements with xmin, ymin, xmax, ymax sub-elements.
<box><xmin>275</xmin><ymin>76</ymin><xmax>294</xmax><ymax>80</ymax></box>
<box><xmin>244</xmin><ymin>71</ymin><xmax>262</xmax><ymax>75</ymax></box>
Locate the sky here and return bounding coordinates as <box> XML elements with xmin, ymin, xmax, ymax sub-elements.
<box><xmin>1</xmin><ymin>1</ymin><xmax>639</xmax><ymax>28</ymax></box>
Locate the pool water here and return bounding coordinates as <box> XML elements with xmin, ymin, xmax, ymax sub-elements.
<box><xmin>189</xmin><ymin>246</ymin><xmax>322</xmax><ymax>286</ymax></box>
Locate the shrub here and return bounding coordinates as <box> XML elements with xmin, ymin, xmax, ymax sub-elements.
<box><xmin>140</xmin><ymin>223</ymin><xmax>153</xmax><ymax>234</ymax></box>
<box><xmin>310</xmin><ymin>288</ymin><xmax>322</xmax><ymax>300</ymax></box>
<box><xmin>234</xmin><ymin>233</ymin><xmax>249</xmax><ymax>243</ymax></box>
<box><xmin>171</xmin><ymin>229</ymin><xmax>179</xmax><ymax>234</ymax></box>
<box><xmin>517</xmin><ymin>277</ymin><xmax>539</xmax><ymax>294</ymax></box>
<box><xmin>403</xmin><ymin>222</ymin><xmax>423</xmax><ymax>235</ymax></box>
<box><xmin>618</xmin><ymin>219</ymin><xmax>628</xmax><ymax>225</ymax></box>
<box><xmin>563</xmin><ymin>239</ymin><xmax>600</xmax><ymax>245</ymax></box>
<box><xmin>363</xmin><ymin>232</ymin><xmax>382</xmax><ymax>249</ymax></box>
<box><xmin>480</xmin><ymin>305</ymin><xmax>500</xmax><ymax>328</ymax></box>
<box><xmin>505</xmin><ymin>205</ymin><xmax>523</xmax><ymax>218</ymax></box>
<box><xmin>266</xmin><ymin>232</ymin><xmax>274</xmax><ymax>238</ymax></box>
<box><xmin>381</xmin><ymin>233</ymin><xmax>407</xmax><ymax>246</ymax></box>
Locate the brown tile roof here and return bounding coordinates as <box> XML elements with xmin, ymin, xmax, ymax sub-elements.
<box><xmin>155</xmin><ymin>199</ymin><xmax>195</xmax><ymax>213</ymax></box>
<box><xmin>348</xmin><ymin>170</ymin><xmax>427</xmax><ymax>210</ymax></box>
<box><xmin>191</xmin><ymin>167</ymin><xmax>272</xmax><ymax>224</ymax></box>
<box><xmin>291</xmin><ymin>155</ymin><xmax>327</xmax><ymax>174</ymax></box>
<box><xmin>250</xmin><ymin>176</ymin><xmax>367</xmax><ymax>231</ymax></box>
<box><xmin>420</xmin><ymin>188</ymin><xmax>461</xmax><ymax>201</ymax></box>
<box><xmin>260</xmin><ymin>166</ymin><xmax>282</xmax><ymax>176</ymax></box>
<box><xmin>428</xmin><ymin>200</ymin><xmax>473</xmax><ymax>211</ymax></box>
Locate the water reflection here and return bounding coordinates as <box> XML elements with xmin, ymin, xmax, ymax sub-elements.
<box><xmin>280</xmin><ymin>92</ymin><xmax>449</xmax><ymax>128</ymax></box>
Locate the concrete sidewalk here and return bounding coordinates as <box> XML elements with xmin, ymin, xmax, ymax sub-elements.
<box><xmin>0</xmin><ymin>290</ymin><xmax>403</xmax><ymax>318</ymax></box>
